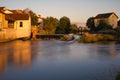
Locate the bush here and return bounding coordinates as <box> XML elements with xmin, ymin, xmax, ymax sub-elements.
<box><xmin>96</xmin><ymin>20</ymin><xmax>113</xmax><ymax>31</ymax></box>
<box><xmin>60</xmin><ymin>35</ymin><xmax>69</xmax><ymax>41</ymax></box>
<box><xmin>77</xmin><ymin>33</ymin><xmax>115</xmax><ymax>43</ymax></box>
<box><xmin>77</xmin><ymin>33</ymin><xmax>98</xmax><ymax>43</ymax></box>
<box><xmin>103</xmin><ymin>35</ymin><xmax>114</xmax><ymax>41</ymax></box>
<box><xmin>96</xmin><ymin>34</ymin><xmax>114</xmax><ymax>41</ymax></box>
<box><xmin>61</xmin><ymin>35</ymin><xmax>74</xmax><ymax>41</ymax></box>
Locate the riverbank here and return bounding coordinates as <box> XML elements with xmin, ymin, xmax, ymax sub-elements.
<box><xmin>77</xmin><ymin>33</ymin><xmax>120</xmax><ymax>43</ymax></box>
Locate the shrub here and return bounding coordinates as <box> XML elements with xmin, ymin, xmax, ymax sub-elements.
<box><xmin>77</xmin><ymin>33</ymin><xmax>115</xmax><ymax>43</ymax></box>
<box><xmin>103</xmin><ymin>35</ymin><xmax>114</xmax><ymax>41</ymax></box>
<box><xmin>96</xmin><ymin>34</ymin><xmax>104</xmax><ymax>41</ymax></box>
<box><xmin>60</xmin><ymin>35</ymin><xmax>69</xmax><ymax>41</ymax></box>
<box><xmin>78</xmin><ymin>33</ymin><xmax>98</xmax><ymax>43</ymax></box>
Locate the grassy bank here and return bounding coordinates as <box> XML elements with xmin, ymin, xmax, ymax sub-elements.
<box><xmin>77</xmin><ymin>33</ymin><xmax>115</xmax><ymax>43</ymax></box>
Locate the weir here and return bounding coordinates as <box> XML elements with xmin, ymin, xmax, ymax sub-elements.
<box><xmin>36</xmin><ymin>34</ymin><xmax>64</xmax><ymax>40</ymax></box>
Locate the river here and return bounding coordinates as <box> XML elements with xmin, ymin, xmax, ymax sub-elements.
<box><xmin>0</xmin><ymin>40</ymin><xmax>120</xmax><ymax>80</ymax></box>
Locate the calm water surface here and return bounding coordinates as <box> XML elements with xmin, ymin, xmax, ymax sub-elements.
<box><xmin>0</xmin><ymin>40</ymin><xmax>120</xmax><ymax>80</ymax></box>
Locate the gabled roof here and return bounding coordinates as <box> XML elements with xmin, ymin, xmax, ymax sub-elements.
<box><xmin>94</xmin><ymin>12</ymin><xmax>118</xmax><ymax>19</ymax></box>
<box><xmin>10</xmin><ymin>10</ymin><xmax>23</xmax><ymax>14</ymax></box>
<box><xmin>5</xmin><ymin>14</ymin><xmax>29</xmax><ymax>21</ymax></box>
<box><xmin>0</xmin><ymin>7</ymin><xmax>6</xmax><ymax>11</ymax></box>
<box><xmin>0</xmin><ymin>7</ymin><xmax>13</xmax><ymax>14</ymax></box>
<box><xmin>0</xmin><ymin>11</ymin><xmax>4</xmax><ymax>14</ymax></box>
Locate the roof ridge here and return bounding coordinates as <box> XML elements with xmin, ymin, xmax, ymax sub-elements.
<box><xmin>95</xmin><ymin>12</ymin><xmax>118</xmax><ymax>19</ymax></box>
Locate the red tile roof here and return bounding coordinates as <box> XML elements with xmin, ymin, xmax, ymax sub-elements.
<box><xmin>0</xmin><ymin>11</ymin><xmax>4</xmax><ymax>14</ymax></box>
<box><xmin>94</xmin><ymin>12</ymin><xmax>118</xmax><ymax>19</ymax></box>
<box><xmin>0</xmin><ymin>7</ymin><xmax>30</xmax><ymax>21</ymax></box>
<box><xmin>0</xmin><ymin>7</ymin><xmax>6</xmax><ymax>11</ymax></box>
<box><xmin>10</xmin><ymin>10</ymin><xmax>23</xmax><ymax>14</ymax></box>
<box><xmin>5</xmin><ymin>14</ymin><xmax>29</xmax><ymax>21</ymax></box>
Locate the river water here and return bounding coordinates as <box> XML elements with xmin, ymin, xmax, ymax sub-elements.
<box><xmin>0</xmin><ymin>40</ymin><xmax>120</xmax><ymax>80</ymax></box>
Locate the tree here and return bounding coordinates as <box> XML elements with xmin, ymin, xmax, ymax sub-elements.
<box><xmin>115</xmin><ymin>27</ymin><xmax>120</xmax><ymax>40</ymax></box>
<box><xmin>86</xmin><ymin>17</ymin><xmax>95</xmax><ymax>31</ymax></box>
<box><xmin>55</xmin><ymin>25</ymin><xmax>65</xmax><ymax>34</ymax></box>
<box><xmin>55</xmin><ymin>16</ymin><xmax>71</xmax><ymax>34</ymax></box>
<box><xmin>96</xmin><ymin>20</ymin><xmax>112</xmax><ymax>31</ymax></box>
<box><xmin>23</xmin><ymin>8</ymin><xmax>38</xmax><ymax>26</ymax></box>
<box><xmin>118</xmin><ymin>20</ymin><xmax>120</xmax><ymax>27</ymax></box>
<box><xmin>43</xmin><ymin>17</ymin><xmax>59</xmax><ymax>34</ymax></box>
<box><xmin>30</xmin><ymin>13</ymin><xmax>38</xmax><ymax>26</ymax></box>
<box><xmin>71</xmin><ymin>24</ymin><xmax>78</xmax><ymax>33</ymax></box>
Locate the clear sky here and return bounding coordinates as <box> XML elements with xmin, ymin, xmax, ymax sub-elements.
<box><xmin>0</xmin><ymin>0</ymin><xmax>120</xmax><ymax>24</ymax></box>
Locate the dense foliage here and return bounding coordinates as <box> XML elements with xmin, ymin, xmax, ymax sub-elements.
<box><xmin>115</xmin><ymin>27</ymin><xmax>120</xmax><ymax>40</ymax></box>
<box><xmin>55</xmin><ymin>16</ymin><xmax>71</xmax><ymax>34</ymax></box>
<box><xmin>23</xmin><ymin>8</ymin><xmax>38</xmax><ymax>26</ymax></box>
<box><xmin>70</xmin><ymin>24</ymin><xmax>78</xmax><ymax>34</ymax></box>
<box><xmin>43</xmin><ymin>17</ymin><xmax>59</xmax><ymax>34</ymax></box>
<box><xmin>86</xmin><ymin>17</ymin><xmax>95</xmax><ymax>31</ymax></box>
<box><xmin>95</xmin><ymin>20</ymin><xmax>112</xmax><ymax>31</ymax></box>
<box><xmin>118</xmin><ymin>20</ymin><xmax>120</xmax><ymax>26</ymax></box>
<box><xmin>86</xmin><ymin>17</ymin><xmax>113</xmax><ymax>32</ymax></box>
<box><xmin>30</xmin><ymin>13</ymin><xmax>38</xmax><ymax>26</ymax></box>
<box><xmin>77</xmin><ymin>33</ymin><xmax>115</xmax><ymax>43</ymax></box>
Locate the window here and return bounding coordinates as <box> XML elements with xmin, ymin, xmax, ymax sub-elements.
<box><xmin>20</xmin><ymin>22</ymin><xmax>23</xmax><ymax>27</ymax></box>
<box><xmin>8</xmin><ymin>20</ymin><xmax>14</xmax><ymax>28</ymax></box>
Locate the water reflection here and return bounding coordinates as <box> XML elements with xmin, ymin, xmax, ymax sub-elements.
<box><xmin>41</xmin><ymin>41</ymin><xmax>71</xmax><ymax>61</ymax></box>
<box><xmin>109</xmin><ymin>43</ymin><xmax>117</xmax><ymax>59</ymax></box>
<box><xmin>0</xmin><ymin>40</ymin><xmax>32</xmax><ymax>75</ymax></box>
<box><xmin>92</xmin><ymin>42</ymin><xmax>118</xmax><ymax>60</ymax></box>
<box><xmin>0</xmin><ymin>54</ymin><xmax>7</xmax><ymax>75</ymax></box>
<box><xmin>0</xmin><ymin>40</ymin><xmax>120</xmax><ymax>80</ymax></box>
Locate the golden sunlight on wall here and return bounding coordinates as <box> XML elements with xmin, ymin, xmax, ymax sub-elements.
<box><xmin>108</xmin><ymin>14</ymin><xmax>118</xmax><ymax>28</ymax></box>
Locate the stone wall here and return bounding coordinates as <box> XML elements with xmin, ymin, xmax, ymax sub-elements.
<box><xmin>0</xmin><ymin>29</ymin><xmax>16</xmax><ymax>42</ymax></box>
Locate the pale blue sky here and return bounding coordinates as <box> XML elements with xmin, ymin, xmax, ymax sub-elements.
<box><xmin>0</xmin><ymin>0</ymin><xmax>120</xmax><ymax>23</ymax></box>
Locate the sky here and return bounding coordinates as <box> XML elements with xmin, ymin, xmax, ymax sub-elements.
<box><xmin>0</xmin><ymin>0</ymin><xmax>120</xmax><ymax>26</ymax></box>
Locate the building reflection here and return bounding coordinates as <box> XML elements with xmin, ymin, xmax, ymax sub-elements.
<box><xmin>94</xmin><ymin>42</ymin><xmax>117</xmax><ymax>59</ymax></box>
<box><xmin>12</xmin><ymin>41</ymin><xmax>31</xmax><ymax>68</ymax></box>
<box><xmin>0</xmin><ymin>54</ymin><xmax>8</xmax><ymax>75</ymax></box>
<box><xmin>0</xmin><ymin>40</ymin><xmax>32</xmax><ymax>75</ymax></box>
<box><xmin>109</xmin><ymin>43</ymin><xmax>117</xmax><ymax>59</ymax></box>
